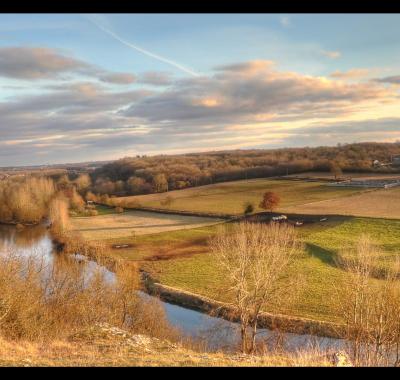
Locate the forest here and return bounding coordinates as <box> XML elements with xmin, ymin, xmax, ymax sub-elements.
<box><xmin>87</xmin><ymin>142</ymin><xmax>400</xmax><ymax>197</ymax></box>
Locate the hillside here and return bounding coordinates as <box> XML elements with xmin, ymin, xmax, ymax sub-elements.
<box><xmin>0</xmin><ymin>323</ymin><xmax>335</xmax><ymax>367</ymax></box>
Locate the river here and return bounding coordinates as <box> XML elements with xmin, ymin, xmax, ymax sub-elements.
<box><xmin>0</xmin><ymin>223</ymin><xmax>344</xmax><ymax>353</ymax></box>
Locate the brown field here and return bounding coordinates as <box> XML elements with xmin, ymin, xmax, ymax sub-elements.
<box><xmin>113</xmin><ymin>179</ymin><xmax>365</xmax><ymax>216</ymax></box>
<box><xmin>71</xmin><ymin>210</ymin><xmax>223</xmax><ymax>241</ymax></box>
<box><xmin>282</xmin><ymin>187</ymin><xmax>400</xmax><ymax>219</ymax></box>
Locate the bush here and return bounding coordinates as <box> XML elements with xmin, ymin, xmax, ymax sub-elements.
<box><xmin>0</xmin><ymin>176</ymin><xmax>55</xmax><ymax>224</ymax></box>
<box><xmin>243</xmin><ymin>202</ymin><xmax>254</xmax><ymax>215</ymax></box>
<box><xmin>0</xmin><ymin>251</ymin><xmax>179</xmax><ymax>343</ymax></box>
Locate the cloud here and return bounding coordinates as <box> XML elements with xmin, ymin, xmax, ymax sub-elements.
<box><xmin>0</xmin><ymin>46</ymin><xmax>137</xmax><ymax>86</ymax></box>
<box><xmin>280</xmin><ymin>16</ymin><xmax>291</xmax><ymax>28</ymax></box>
<box><xmin>289</xmin><ymin>117</ymin><xmax>400</xmax><ymax>135</ymax></box>
<box><xmin>98</xmin><ymin>72</ymin><xmax>136</xmax><ymax>84</ymax></box>
<box><xmin>0</xmin><ymin>46</ymin><xmax>87</xmax><ymax>79</ymax></box>
<box><xmin>330</xmin><ymin>68</ymin><xmax>370</xmax><ymax>80</ymax></box>
<box><xmin>321</xmin><ymin>50</ymin><xmax>341</xmax><ymax>59</ymax></box>
<box><xmin>124</xmin><ymin>60</ymin><xmax>394</xmax><ymax>125</ymax></box>
<box><xmin>137</xmin><ymin>71</ymin><xmax>173</xmax><ymax>86</ymax></box>
<box><xmin>1</xmin><ymin>57</ymin><xmax>399</xmax><ymax>166</ymax></box>
<box><xmin>373</xmin><ymin>75</ymin><xmax>400</xmax><ymax>84</ymax></box>
<box><xmin>214</xmin><ymin>60</ymin><xmax>275</xmax><ymax>74</ymax></box>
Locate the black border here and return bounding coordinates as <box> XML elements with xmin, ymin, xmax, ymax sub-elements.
<box><xmin>1</xmin><ymin>1</ymin><xmax>400</xmax><ymax>14</ymax></box>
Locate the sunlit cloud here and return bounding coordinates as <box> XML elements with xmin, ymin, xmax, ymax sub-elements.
<box><xmin>330</xmin><ymin>68</ymin><xmax>371</xmax><ymax>80</ymax></box>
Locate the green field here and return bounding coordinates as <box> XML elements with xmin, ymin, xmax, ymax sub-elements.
<box><xmin>100</xmin><ymin>216</ymin><xmax>400</xmax><ymax>323</ymax></box>
<box><xmin>114</xmin><ymin>179</ymin><xmax>365</xmax><ymax>215</ymax></box>
<box><xmin>72</xmin><ymin>178</ymin><xmax>400</xmax><ymax>324</ymax></box>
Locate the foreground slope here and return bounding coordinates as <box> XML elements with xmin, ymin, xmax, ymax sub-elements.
<box><xmin>0</xmin><ymin>324</ymin><xmax>333</xmax><ymax>367</ymax></box>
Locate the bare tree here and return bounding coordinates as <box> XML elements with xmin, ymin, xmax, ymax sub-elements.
<box><xmin>209</xmin><ymin>222</ymin><xmax>301</xmax><ymax>354</ymax></box>
<box><xmin>337</xmin><ymin>235</ymin><xmax>400</xmax><ymax>366</ymax></box>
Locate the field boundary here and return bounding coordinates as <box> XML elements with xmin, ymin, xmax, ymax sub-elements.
<box><xmin>142</xmin><ymin>272</ymin><xmax>345</xmax><ymax>340</ymax></box>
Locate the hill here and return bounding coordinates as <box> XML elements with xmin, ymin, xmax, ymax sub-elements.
<box><xmin>0</xmin><ymin>323</ymin><xmax>334</xmax><ymax>367</ymax></box>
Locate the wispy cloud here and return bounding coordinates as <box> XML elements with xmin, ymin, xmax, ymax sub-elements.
<box><xmin>374</xmin><ymin>75</ymin><xmax>400</xmax><ymax>85</ymax></box>
<box><xmin>321</xmin><ymin>50</ymin><xmax>341</xmax><ymax>59</ymax></box>
<box><xmin>330</xmin><ymin>68</ymin><xmax>371</xmax><ymax>80</ymax></box>
<box><xmin>280</xmin><ymin>16</ymin><xmax>291</xmax><ymax>28</ymax></box>
<box><xmin>84</xmin><ymin>15</ymin><xmax>200</xmax><ymax>77</ymax></box>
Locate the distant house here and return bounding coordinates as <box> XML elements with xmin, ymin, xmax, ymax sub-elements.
<box><xmin>86</xmin><ymin>200</ymin><xmax>94</xmax><ymax>205</ymax></box>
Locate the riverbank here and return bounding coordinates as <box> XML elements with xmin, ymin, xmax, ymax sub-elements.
<box><xmin>52</xmin><ymin>227</ymin><xmax>346</xmax><ymax>341</ymax></box>
<box><xmin>142</xmin><ymin>272</ymin><xmax>345</xmax><ymax>340</ymax></box>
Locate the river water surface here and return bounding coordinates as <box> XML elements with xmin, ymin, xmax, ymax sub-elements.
<box><xmin>0</xmin><ymin>223</ymin><xmax>344</xmax><ymax>353</ymax></box>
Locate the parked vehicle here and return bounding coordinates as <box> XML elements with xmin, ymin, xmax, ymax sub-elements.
<box><xmin>271</xmin><ymin>215</ymin><xmax>287</xmax><ymax>222</ymax></box>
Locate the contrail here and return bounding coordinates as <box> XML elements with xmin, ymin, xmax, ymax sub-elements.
<box><xmin>84</xmin><ymin>15</ymin><xmax>199</xmax><ymax>77</ymax></box>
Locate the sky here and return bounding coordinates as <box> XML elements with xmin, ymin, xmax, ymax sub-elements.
<box><xmin>1</xmin><ymin>13</ymin><xmax>400</xmax><ymax>166</ymax></box>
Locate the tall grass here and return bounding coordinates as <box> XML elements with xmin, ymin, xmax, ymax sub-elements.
<box><xmin>0</xmin><ymin>250</ymin><xmax>179</xmax><ymax>343</ymax></box>
<box><xmin>0</xmin><ymin>176</ymin><xmax>55</xmax><ymax>224</ymax></box>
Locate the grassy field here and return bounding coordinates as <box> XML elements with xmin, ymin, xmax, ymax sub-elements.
<box><xmin>95</xmin><ymin>216</ymin><xmax>400</xmax><ymax>323</ymax></box>
<box><xmin>71</xmin><ymin>210</ymin><xmax>223</xmax><ymax>241</ymax></box>
<box><xmin>114</xmin><ymin>179</ymin><xmax>365</xmax><ymax>215</ymax></box>
<box><xmin>283</xmin><ymin>187</ymin><xmax>400</xmax><ymax>219</ymax></box>
<box><xmin>71</xmin><ymin>178</ymin><xmax>400</xmax><ymax>324</ymax></box>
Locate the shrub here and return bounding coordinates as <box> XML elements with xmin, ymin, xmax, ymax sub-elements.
<box><xmin>243</xmin><ymin>202</ymin><xmax>254</xmax><ymax>215</ymax></box>
<box><xmin>0</xmin><ymin>251</ymin><xmax>179</xmax><ymax>343</ymax></box>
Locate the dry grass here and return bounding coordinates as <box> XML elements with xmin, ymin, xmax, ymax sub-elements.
<box><xmin>283</xmin><ymin>187</ymin><xmax>400</xmax><ymax>219</ymax></box>
<box><xmin>0</xmin><ymin>326</ymin><xmax>334</xmax><ymax>367</ymax></box>
<box><xmin>70</xmin><ymin>210</ymin><xmax>223</xmax><ymax>241</ymax></box>
<box><xmin>0</xmin><ymin>250</ymin><xmax>179</xmax><ymax>343</ymax></box>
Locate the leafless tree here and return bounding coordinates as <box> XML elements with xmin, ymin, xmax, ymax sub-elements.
<box><xmin>209</xmin><ymin>222</ymin><xmax>301</xmax><ymax>353</ymax></box>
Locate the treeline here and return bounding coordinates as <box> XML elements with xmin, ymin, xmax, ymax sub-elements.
<box><xmin>3</xmin><ymin>142</ymin><xmax>398</xmax><ymax>222</ymax></box>
<box><xmin>87</xmin><ymin>142</ymin><xmax>400</xmax><ymax>197</ymax></box>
